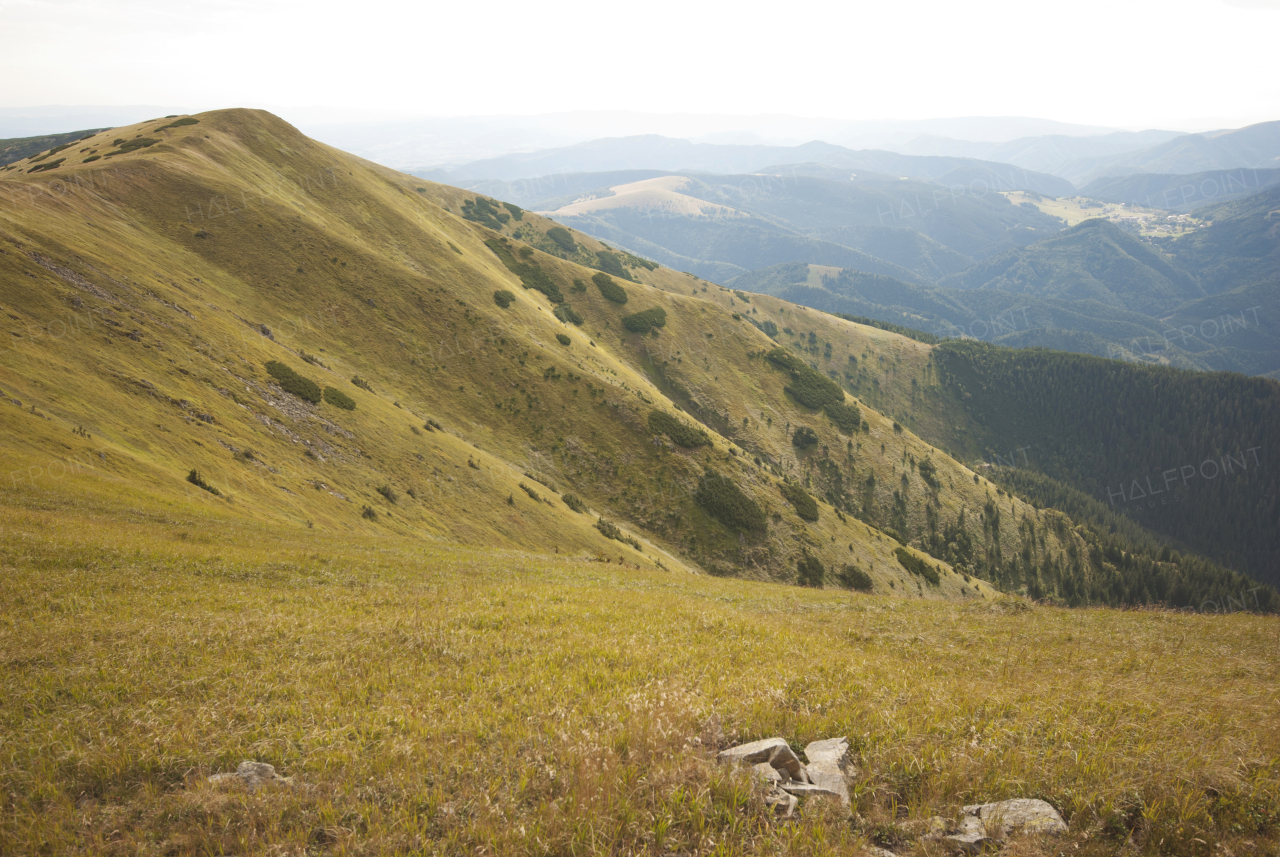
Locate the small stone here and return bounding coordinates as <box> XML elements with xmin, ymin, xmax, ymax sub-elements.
<box><xmin>866</xmin><ymin>848</ymin><xmax>899</xmax><ymax>857</ymax></box>
<box><xmin>961</xmin><ymin>799</ymin><xmax>1068</xmax><ymax>837</ymax></box>
<box><xmin>763</xmin><ymin>785</ymin><xmax>798</xmax><ymax>818</ymax></box>
<box><xmin>208</xmin><ymin>760</ymin><xmax>292</xmax><ymax>792</ymax></box>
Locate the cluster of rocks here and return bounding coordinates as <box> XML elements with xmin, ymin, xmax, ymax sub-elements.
<box><xmin>717</xmin><ymin>736</ymin><xmax>854</xmax><ymax>818</ymax></box>
<box><xmin>717</xmin><ymin>737</ymin><xmax>1067</xmax><ymax>851</ymax></box>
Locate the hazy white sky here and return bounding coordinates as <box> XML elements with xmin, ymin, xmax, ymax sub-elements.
<box><xmin>0</xmin><ymin>0</ymin><xmax>1277</xmax><ymax>128</ymax></box>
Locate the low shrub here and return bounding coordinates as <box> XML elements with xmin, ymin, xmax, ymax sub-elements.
<box><xmin>792</xmin><ymin>426</ymin><xmax>819</xmax><ymax>449</ymax></box>
<box><xmin>106</xmin><ymin>137</ymin><xmax>159</xmax><ymax>156</ymax></box>
<box><xmin>894</xmin><ymin>547</ymin><xmax>940</xmax><ymax>586</ymax></box>
<box><xmin>839</xmin><ymin>564</ymin><xmax>874</xmax><ymax>591</ymax></box>
<box><xmin>648</xmin><ymin>410</ymin><xmax>710</xmax><ymax>448</ymax></box>
<box><xmin>265</xmin><ymin>360</ymin><xmax>321</xmax><ymax>404</ymax></box>
<box><xmin>621</xmin><ymin>306</ymin><xmax>667</xmax><ymax>333</ymax></box>
<box><xmin>555</xmin><ymin>333</ymin><xmax>571</xmax><ymax>346</ymax></box>
<box><xmin>361</xmin><ymin>505</ymin><xmax>378</xmax><ymax>520</ymax></box>
<box><xmin>493</xmin><ymin>289</ymin><xmax>515</xmax><ymax>308</ymax></box>
<box><xmin>797</xmin><ymin>551</ymin><xmax>825</xmax><ymax>587</ymax></box>
<box><xmin>377</xmin><ymin>485</ymin><xmax>398</xmax><ymax>504</ymax></box>
<box><xmin>563</xmin><ymin>493</ymin><xmax>587</xmax><ymax>513</ymax></box>
<box><xmin>553</xmin><ymin>303</ymin><xmax>583</xmax><ymax>325</ymax></box>
<box><xmin>323</xmin><ymin>386</ymin><xmax>356</xmax><ymax>410</ymax></box>
<box><xmin>571</xmin><ymin>278</ymin><xmax>587</xmax><ymax>292</ymax></box>
<box><xmin>918</xmin><ymin>458</ymin><xmax>939</xmax><ymax>489</ymax></box>
<box><xmin>28</xmin><ymin>159</ymin><xmax>65</xmax><ymax>173</ymax></box>
<box><xmin>825</xmin><ymin>400</ymin><xmax>861</xmax><ymax>434</ymax></box>
<box><xmin>159</xmin><ymin>117</ymin><xmax>199</xmax><ymax>130</ymax></box>
<box><xmin>592</xmin><ymin>272</ymin><xmax>628</xmax><ymax>304</ymax></box>
<box><xmin>779</xmin><ymin>481</ymin><xmax>819</xmax><ymax>522</ymax></box>
<box><xmin>186</xmin><ymin>469</ymin><xmax>220</xmax><ymax>495</ymax></box>
<box><xmin>695</xmin><ymin>470</ymin><xmax>767</xmax><ymax>532</ymax></box>
<box><xmin>503</xmin><ymin>201</ymin><xmax>523</xmax><ymax>220</ymax></box>
<box><xmin>352</xmin><ymin>376</ymin><xmax>374</xmax><ymax>392</ymax></box>
<box><xmin>546</xmin><ymin>226</ymin><xmax>576</xmax><ymax>253</ymax></box>
<box><xmin>594</xmin><ymin>250</ymin><xmax>632</xmax><ymax>280</ymax></box>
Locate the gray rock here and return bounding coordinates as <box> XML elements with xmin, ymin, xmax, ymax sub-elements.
<box><xmin>208</xmin><ymin>760</ymin><xmax>291</xmax><ymax>791</ymax></box>
<box><xmin>943</xmin><ymin>831</ymin><xmax>990</xmax><ymax>854</ymax></box>
<box><xmin>779</xmin><ymin>781</ymin><xmax>847</xmax><ymax>801</ymax></box>
<box><xmin>717</xmin><ymin>737</ymin><xmax>809</xmax><ymax>783</ymax></box>
<box><xmin>763</xmin><ymin>785</ymin><xmax>798</xmax><ymax>818</ymax></box>
<box><xmin>751</xmin><ymin>762</ymin><xmax>782</xmax><ymax>783</ymax></box>
<box><xmin>803</xmin><ymin>737</ymin><xmax>853</xmax><ymax>805</ymax></box>
<box><xmin>866</xmin><ymin>848</ymin><xmax>899</xmax><ymax>857</ymax></box>
<box><xmin>961</xmin><ymin>799</ymin><xmax>1067</xmax><ymax>837</ymax></box>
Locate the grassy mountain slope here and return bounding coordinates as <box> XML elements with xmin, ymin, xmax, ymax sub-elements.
<box><xmin>1</xmin><ymin>107</ymin><xmax>1060</xmax><ymax>601</ymax></box>
<box><xmin>940</xmin><ymin>219</ymin><xmax>1204</xmax><ymax>315</ymax></box>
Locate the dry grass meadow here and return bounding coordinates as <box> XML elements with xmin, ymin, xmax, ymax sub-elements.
<box><xmin>2</xmin><ymin>492</ymin><xmax>1277</xmax><ymax>856</ymax></box>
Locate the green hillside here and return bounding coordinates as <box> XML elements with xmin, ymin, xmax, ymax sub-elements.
<box><xmin>1</xmin><ymin>108</ymin><xmax>1268</xmax><ymax>611</ymax></box>
<box><xmin>939</xmin><ymin>219</ymin><xmax>1204</xmax><ymax>315</ymax></box>
<box><xmin>1170</xmin><ymin>184</ymin><xmax>1280</xmax><ymax>295</ymax></box>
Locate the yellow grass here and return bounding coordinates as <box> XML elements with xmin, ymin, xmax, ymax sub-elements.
<box><xmin>1</xmin><ymin>496</ymin><xmax>1277</xmax><ymax>856</ymax></box>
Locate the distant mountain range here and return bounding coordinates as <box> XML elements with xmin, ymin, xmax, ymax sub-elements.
<box><xmin>470</xmin><ymin>158</ymin><xmax>1278</xmax><ymax>376</ymax></box>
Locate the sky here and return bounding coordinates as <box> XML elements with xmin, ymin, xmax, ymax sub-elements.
<box><xmin>1</xmin><ymin>0</ymin><xmax>1278</xmax><ymax>130</ymax></box>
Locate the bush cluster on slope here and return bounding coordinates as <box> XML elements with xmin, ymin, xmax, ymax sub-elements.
<box><xmin>695</xmin><ymin>470</ymin><xmax>766</xmax><ymax>532</ymax></box>
<box><xmin>648</xmin><ymin>410</ymin><xmax>711</xmax><ymax>448</ymax></box>
<box><xmin>265</xmin><ymin>360</ymin><xmax>321</xmax><ymax>404</ymax></box>
<box><xmin>592</xmin><ymin>272</ymin><xmax>628</xmax><ymax>304</ymax></box>
<box><xmin>779</xmin><ymin>481</ymin><xmax>819</xmax><ymax>522</ymax></box>
<box><xmin>622</xmin><ymin>306</ymin><xmax>667</xmax><ymax>333</ymax></box>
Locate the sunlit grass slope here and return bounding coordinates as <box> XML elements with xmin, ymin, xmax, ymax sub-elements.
<box><xmin>1</xmin><ymin>505</ymin><xmax>1277</xmax><ymax>855</ymax></box>
<box><xmin>1</xmin><ymin>107</ymin><xmax>1066</xmax><ymax>595</ymax></box>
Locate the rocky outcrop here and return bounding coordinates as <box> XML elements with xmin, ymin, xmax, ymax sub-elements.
<box><xmin>943</xmin><ymin>799</ymin><xmax>1067</xmax><ymax>852</ymax></box>
<box><xmin>208</xmin><ymin>760</ymin><xmax>292</xmax><ymax>791</ymax></box>
<box><xmin>718</xmin><ymin>736</ymin><xmax>856</xmax><ymax>815</ymax></box>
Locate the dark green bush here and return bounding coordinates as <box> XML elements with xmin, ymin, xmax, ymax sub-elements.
<box><xmin>797</xmin><ymin>551</ymin><xmax>825</xmax><ymax>587</ymax></box>
<box><xmin>839</xmin><ymin>564</ymin><xmax>874</xmax><ymax>591</ymax></box>
<box><xmin>554</xmin><ymin>303</ymin><xmax>583</xmax><ymax>325</ymax></box>
<box><xmin>106</xmin><ymin>137</ymin><xmax>159</xmax><ymax>156</ymax></box>
<box><xmin>621</xmin><ymin>306</ymin><xmax>667</xmax><ymax>333</ymax></box>
<box><xmin>792</xmin><ymin>426</ymin><xmax>819</xmax><ymax>449</ymax></box>
<box><xmin>894</xmin><ymin>547</ymin><xmax>940</xmax><ymax>586</ymax></box>
<box><xmin>159</xmin><ymin>117</ymin><xmax>200</xmax><ymax>130</ymax></box>
<box><xmin>186</xmin><ymin>469</ymin><xmax>220</xmax><ymax>495</ymax></box>
<box><xmin>648</xmin><ymin>410</ymin><xmax>710</xmax><ymax>448</ymax></box>
<box><xmin>594</xmin><ymin>250</ymin><xmax>632</xmax><ymax>280</ymax></box>
<box><xmin>265</xmin><ymin>360</ymin><xmax>322</xmax><ymax>404</ymax></box>
<box><xmin>571</xmin><ymin>278</ymin><xmax>587</xmax><ymax>292</ymax></box>
<box><xmin>563</xmin><ymin>493</ymin><xmax>587</xmax><ymax>513</ymax></box>
<box><xmin>918</xmin><ymin>458</ymin><xmax>939</xmax><ymax>489</ymax></box>
<box><xmin>485</xmin><ymin>239</ymin><xmax>564</xmax><ymax>303</ymax></box>
<box><xmin>779</xmin><ymin>481</ymin><xmax>819</xmax><ymax>521</ymax></box>
<box><xmin>546</xmin><ymin>226</ymin><xmax>576</xmax><ymax>253</ymax></box>
<box><xmin>462</xmin><ymin>197</ymin><xmax>509</xmax><ymax>229</ymax></box>
<box><xmin>766</xmin><ymin>347</ymin><xmax>844</xmax><ymax>410</ymax></box>
<box><xmin>695</xmin><ymin>470</ymin><xmax>767</xmax><ymax>532</ymax></box>
<box><xmin>504</xmin><ymin>201</ymin><xmax>523</xmax><ymax>220</ymax></box>
<box><xmin>825</xmin><ymin>400</ymin><xmax>861</xmax><ymax>434</ymax></box>
<box><xmin>28</xmin><ymin>159</ymin><xmax>65</xmax><ymax>173</ymax></box>
<box><xmin>362</xmin><ymin>505</ymin><xmax>378</xmax><ymax>520</ymax></box>
<box><xmin>377</xmin><ymin>485</ymin><xmax>398</xmax><ymax>504</ymax></box>
<box><xmin>596</xmin><ymin>517</ymin><xmax>622</xmax><ymax>540</ymax></box>
<box><xmin>352</xmin><ymin>376</ymin><xmax>374</xmax><ymax>392</ymax></box>
<box><xmin>520</xmin><ymin>482</ymin><xmax>543</xmax><ymax>502</ymax></box>
<box><xmin>323</xmin><ymin>386</ymin><xmax>356</xmax><ymax>410</ymax></box>
<box><xmin>555</xmin><ymin>333</ymin><xmax>571</xmax><ymax>346</ymax></box>
<box><xmin>493</xmin><ymin>289</ymin><xmax>515</xmax><ymax>308</ymax></box>
<box><xmin>592</xmin><ymin>272</ymin><xmax>628</xmax><ymax>304</ymax></box>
